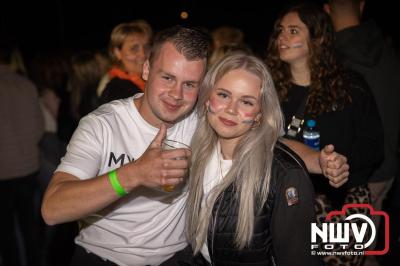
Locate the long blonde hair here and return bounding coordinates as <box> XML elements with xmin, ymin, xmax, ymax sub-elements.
<box><xmin>186</xmin><ymin>52</ymin><xmax>284</xmax><ymax>251</ymax></box>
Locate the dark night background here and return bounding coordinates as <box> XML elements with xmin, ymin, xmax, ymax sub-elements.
<box><xmin>1</xmin><ymin>1</ymin><xmax>399</xmax><ymax>265</ymax></box>
<box><xmin>1</xmin><ymin>0</ymin><xmax>398</xmax><ymax>59</ymax></box>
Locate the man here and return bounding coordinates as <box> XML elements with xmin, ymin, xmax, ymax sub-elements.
<box><xmin>325</xmin><ymin>0</ymin><xmax>400</xmax><ymax>261</ymax></box>
<box><xmin>42</xmin><ymin>26</ymin><xmax>348</xmax><ymax>266</ymax></box>
<box><xmin>0</xmin><ymin>42</ymin><xmax>44</xmax><ymax>266</ymax></box>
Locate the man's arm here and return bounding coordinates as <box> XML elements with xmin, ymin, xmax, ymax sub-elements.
<box><xmin>282</xmin><ymin>139</ymin><xmax>349</xmax><ymax>188</ymax></box>
<box><xmin>41</xmin><ymin>124</ymin><xmax>190</xmax><ymax>225</ymax></box>
<box><xmin>42</xmin><ymin>171</ymin><xmax>122</xmax><ymax>225</ymax></box>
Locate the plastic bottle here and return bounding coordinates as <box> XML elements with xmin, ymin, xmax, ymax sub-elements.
<box><xmin>302</xmin><ymin>119</ymin><xmax>320</xmax><ymax>150</ymax></box>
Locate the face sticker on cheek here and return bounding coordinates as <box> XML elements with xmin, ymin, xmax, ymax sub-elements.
<box><xmin>291</xmin><ymin>42</ymin><xmax>303</xmax><ymax>48</ymax></box>
<box><xmin>207</xmin><ymin>97</ymin><xmax>224</xmax><ymax>114</ymax></box>
<box><xmin>241</xmin><ymin>119</ymin><xmax>254</xmax><ymax>124</ymax></box>
<box><xmin>244</xmin><ymin>112</ymin><xmax>257</xmax><ymax>118</ymax></box>
<box><xmin>241</xmin><ymin>112</ymin><xmax>258</xmax><ymax>124</ymax></box>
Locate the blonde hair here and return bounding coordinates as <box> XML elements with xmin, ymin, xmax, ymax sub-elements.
<box><xmin>186</xmin><ymin>52</ymin><xmax>284</xmax><ymax>251</ymax></box>
<box><xmin>108</xmin><ymin>20</ymin><xmax>153</xmax><ymax>64</ymax></box>
<box><xmin>208</xmin><ymin>42</ymin><xmax>252</xmax><ymax>67</ymax></box>
<box><xmin>211</xmin><ymin>26</ymin><xmax>244</xmax><ymax>49</ymax></box>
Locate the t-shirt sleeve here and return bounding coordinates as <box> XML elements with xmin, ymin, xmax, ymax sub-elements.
<box><xmin>271</xmin><ymin>167</ymin><xmax>321</xmax><ymax>266</ymax></box>
<box><xmin>55</xmin><ymin>115</ymin><xmax>102</xmax><ymax>179</ymax></box>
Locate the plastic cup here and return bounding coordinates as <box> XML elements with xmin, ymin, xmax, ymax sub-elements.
<box><xmin>161</xmin><ymin>139</ymin><xmax>190</xmax><ymax>192</ymax></box>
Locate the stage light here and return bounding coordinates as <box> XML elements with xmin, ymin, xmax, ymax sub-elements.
<box><xmin>180</xmin><ymin>11</ymin><xmax>189</xmax><ymax>20</ymax></box>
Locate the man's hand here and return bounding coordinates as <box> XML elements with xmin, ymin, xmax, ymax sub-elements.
<box><xmin>319</xmin><ymin>144</ymin><xmax>349</xmax><ymax>188</ymax></box>
<box><xmin>121</xmin><ymin>124</ymin><xmax>191</xmax><ymax>190</ymax></box>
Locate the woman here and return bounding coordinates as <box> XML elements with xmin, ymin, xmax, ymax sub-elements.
<box><xmin>98</xmin><ymin>20</ymin><xmax>152</xmax><ymax>104</ymax></box>
<box><xmin>186</xmin><ymin>52</ymin><xmax>319</xmax><ymax>265</ymax></box>
<box><xmin>69</xmin><ymin>51</ymin><xmax>103</xmax><ymax>122</ymax></box>
<box><xmin>266</xmin><ymin>3</ymin><xmax>383</xmax><ymax>265</ymax></box>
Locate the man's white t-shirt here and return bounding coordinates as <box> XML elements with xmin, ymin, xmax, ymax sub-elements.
<box><xmin>56</xmin><ymin>94</ymin><xmax>197</xmax><ymax>266</ymax></box>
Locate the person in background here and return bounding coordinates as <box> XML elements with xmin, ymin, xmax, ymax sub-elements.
<box><xmin>266</xmin><ymin>3</ymin><xmax>383</xmax><ymax>265</ymax></box>
<box><xmin>28</xmin><ymin>51</ymin><xmax>76</xmax><ymax>266</ymax></box>
<box><xmin>98</xmin><ymin>19</ymin><xmax>153</xmax><ymax>104</ymax></box>
<box><xmin>211</xmin><ymin>26</ymin><xmax>244</xmax><ymax>50</ymax></box>
<box><xmin>9</xmin><ymin>47</ymin><xmax>27</xmax><ymax>76</ymax></box>
<box><xmin>208</xmin><ymin>42</ymin><xmax>253</xmax><ymax>67</ymax></box>
<box><xmin>324</xmin><ymin>1</ymin><xmax>400</xmax><ymax>263</ymax></box>
<box><xmin>186</xmin><ymin>52</ymin><xmax>320</xmax><ymax>265</ymax></box>
<box><xmin>0</xmin><ymin>41</ymin><xmax>44</xmax><ymax>266</ymax></box>
<box><xmin>28</xmin><ymin>52</ymin><xmax>72</xmax><ymax>143</ymax></box>
<box><xmin>209</xmin><ymin>26</ymin><xmax>245</xmax><ymax>66</ymax></box>
<box><xmin>38</xmin><ymin>85</ymin><xmax>62</xmax><ymax>188</ymax></box>
<box><xmin>69</xmin><ymin>51</ymin><xmax>103</xmax><ymax>122</ymax></box>
<box><xmin>94</xmin><ymin>48</ymin><xmax>111</xmax><ymax>77</ymax></box>
<box><xmin>38</xmin><ymin>84</ymin><xmax>77</xmax><ymax>266</ymax></box>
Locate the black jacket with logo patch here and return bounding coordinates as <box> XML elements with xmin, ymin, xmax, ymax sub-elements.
<box><xmin>206</xmin><ymin>142</ymin><xmax>320</xmax><ymax>266</ymax></box>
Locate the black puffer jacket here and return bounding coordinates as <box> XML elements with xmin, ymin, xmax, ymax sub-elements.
<box><xmin>206</xmin><ymin>142</ymin><xmax>320</xmax><ymax>266</ymax></box>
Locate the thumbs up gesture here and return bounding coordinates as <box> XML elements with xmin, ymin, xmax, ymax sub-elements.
<box><xmin>120</xmin><ymin>124</ymin><xmax>191</xmax><ymax>190</ymax></box>
<box><xmin>149</xmin><ymin>123</ymin><xmax>167</xmax><ymax>149</ymax></box>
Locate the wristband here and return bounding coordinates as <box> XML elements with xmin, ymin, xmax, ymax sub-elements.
<box><xmin>108</xmin><ymin>170</ymin><xmax>128</xmax><ymax>197</ymax></box>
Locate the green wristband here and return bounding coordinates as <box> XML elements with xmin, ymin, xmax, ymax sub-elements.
<box><xmin>108</xmin><ymin>170</ymin><xmax>128</xmax><ymax>197</ymax></box>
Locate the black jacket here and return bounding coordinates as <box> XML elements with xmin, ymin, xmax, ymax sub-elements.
<box><xmin>206</xmin><ymin>142</ymin><xmax>319</xmax><ymax>266</ymax></box>
<box><xmin>99</xmin><ymin>77</ymin><xmax>142</xmax><ymax>104</ymax></box>
<box><xmin>335</xmin><ymin>20</ymin><xmax>400</xmax><ymax>181</ymax></box>
<box><xmin>281</xmin><ymin>71</ymin><xmax>384</xmax><ymax>207</ymax></box>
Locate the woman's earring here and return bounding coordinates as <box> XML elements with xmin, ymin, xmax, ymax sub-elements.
<box><xmin>252</xmin><ymin>119</ymin><xmax>261</xmax><ymax>129</ymax></box>
<box><xmin>252</xmin><ymin>114</ymin><xmax>262</xmax><ymax>129</ymax></box>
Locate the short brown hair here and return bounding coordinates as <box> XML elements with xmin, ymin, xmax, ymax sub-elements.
<box><xmin>149</xmin><ymin>25</ymin><xmax>210</xmax><ymax>64</ymax></box>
